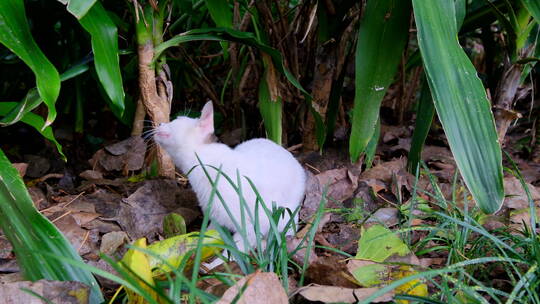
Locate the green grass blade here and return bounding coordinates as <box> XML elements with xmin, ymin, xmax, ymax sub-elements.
<box><xmin>58</xmin><ymin>0</ymin><xmax>97</xmax><ymax>19</ymax></box>
<box><xmin>349</xmin><ymin>0</ymin><xmax>411</xmax><ymax>162</ymax></box>
<box><xmin>408</xmin><ymin>79</ymin><xmax>435</xmax><ymax>175</ymax></box>
<box><xmin>79</xmin><ymin>2</ymin><xmax>125</xmax><ymax>117</ymax></box>
<box><xmin>522</xmin><ymin>0</ymin><xmax>540</xmax><ymax>24</ymax></box>
<box><xmin>413</xmin><ymin>0</ymin><xmax>504</xmax><ymax>214</ymax></box>
<box><xmin>0</xmin><ymin>102</ymin><xmax>64</xmax><ymax>159</ymax></box>
<box><xmin>0</xmin><ymin>0</ymin><xmax>60</xmax><ymax>127</ymax></box>
<box><xmin>0</xmin><ymin>149</ymin><xmax>103</xmax><ymax>303</ymax></box>
<box><xmin>0</xmin><ymin>63</ymin><xmax>89</xmax><ymax>126</ymax></box>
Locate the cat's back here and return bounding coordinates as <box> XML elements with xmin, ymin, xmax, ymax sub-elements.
<box><xmin>233</xmin><ymin>138</ymin><xmax>304</xmax><ymax>182</ymax></box>
<box><xmin>234</xmin><ymin>138</ymin><xmax>295</xmax><ymax>165</ymax></box>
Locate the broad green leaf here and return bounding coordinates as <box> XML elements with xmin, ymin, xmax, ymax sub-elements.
<box><xmin>407</xmin><ymin>79</ymin><xmax>435</xmax><ymax>175</ymax></box>
<box><xmin>413</xmin><ymin>0</ymin><xmax>504</xmax><ymax>213</ymax></box>
<box><xmin>355</xmin><ymin>225</ymin><xmax>409</xmax><ymax>262</ymax></box>
<box><xmin>364</xmin><ymin>118</ymin><xmax>380</xmax><ymax>169</ymax></box>
<box><xmin>204</xmin><ymin>0</ymin><xmax>233</xmax><ymax>28</ymax></box>
<box><xmin>349</xmin><ymin>0</ymin><xmax>411</xmax><ymax>162</ymax></box>
<box><xmin>259</xmin><ymin>68</ymin><xmax>282</xmax><ymax>145</ymax></box>
<box><xmin>204</xmin><ymin>0</ymin><xmax>233</xmax><ymax>56</ymax></box>
<box><xmin>0</xmin><ymin>149</ymin><xmax>103</xmax><ymax>303</ymax></box>
<box><xmin>522</xmin><ymin>0</ymin><xmax>540</xmax><ymax>25</ymax></box>
<box><xmin>163</xmin><ymin>212</ymin><xmax>187</xmax><ymax>238</ymax></box>
<box><xmin>0</xmin><ymin>102</ymin><xmax>64</xmax><ymax>159</ymax></box>
<box><xmin>0</xmin><ymin>63</ymin><xmax>89</xmax><ymax>126</ymax></box>
<box><xmin>57</xmin><ymin>0</ymin><xmax>97</xmax><ymax>19</ymax></box>
<box><xmin>0</xmin><ymin>0</ymin><xmax>60</xmax><ymax>127</ymax></box>
<box><xmin>350</xmin><ymin>225</ymin><xmax>428</xmax><ymax>302</ymax></box>
<box><xmin>79</xmin><ymin>2</ymin><xmax>125</xmax><ymax>117</ymax></box>
<box><xmin>455</xmin><ymin>0</ymin><xmax>467</xmax><ymax>29</ymax></box>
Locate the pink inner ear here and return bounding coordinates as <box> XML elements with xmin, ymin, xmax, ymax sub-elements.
<box><xmin>199</xmin><ymin>102</ymin><xmax>214</xmax><ymax>134</ymax></box>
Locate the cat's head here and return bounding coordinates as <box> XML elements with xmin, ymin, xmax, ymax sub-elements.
<box><xmin>154</xmin><ymin>101</ymin><xmax>214</xmax><ymax>153</ymax></box>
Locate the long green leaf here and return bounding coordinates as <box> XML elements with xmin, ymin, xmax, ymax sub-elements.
<box><xmin>156</xmin><ymin>28</ymin><xmax>309</xmax><ymax>97</ymax></box>
<box><xmin>0</xmin><ymin>102</ymin><xmax>64</xmax><ymax>159</ymax></box>
<box><xmin>58</xmin><ymin>0</ymin><xmax>97</xmax><ymax>19</ymax></box>
<box><xmin>204</xmin><ymin>0</ymin><xmax>233</xmax><ymax>28</ymax></box>
<box><xmin>258</xmin><ymin>71</ymin><xmax>282</xmax><ymax>144</ymax></box>
<box><xmin>413</xmin><ymin>0</ymin><xmax>504</xmax><ymax>213</ymax></box>
<box><xmin>0</xmin><ymin>63</ymin><xmax>89</xmax><ymax>126</ymax></box>
<box><xmin>0</xmin><ymin>0</ymin><xmax>60</xmax><ymax>127</ymax></box>
<box><xmin>349</xmin><ymin>0</ymin><xmax>411</xmax><ymax>162</ymax></box>
<box><xmin>408</xmin><ymin>78</ymin><xmax>435</xmax><ymax>175</ymax></box>
<box><xmin>522</xmin><ymin>0</ymin><xmax>540</xmax><ymax>24</ymax></box>
<box><xmin>0</xmin><ymin>149</ymin><xmax>103</xmax><ymax>303</ymax></box>
<box><xmin>79</xmin><ymin>2</ymin><xmax>125</xmax><ymax>117</ymax></box>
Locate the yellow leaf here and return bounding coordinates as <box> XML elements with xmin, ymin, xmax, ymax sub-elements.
<box><xmin>146</xmin><ymin>230</ymin><xmax>223</xmax><ymax>275</ymax></box>
<box><xmin>120</xmin><ymin>238</ymin><xmax>158</xmax><ymax>304</ymax></box>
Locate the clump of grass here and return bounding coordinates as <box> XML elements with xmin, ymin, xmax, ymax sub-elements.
<box><xmin>363</xmin><ymin>160</ymin><xmax>540</xmax><ymax>304</ymax></box>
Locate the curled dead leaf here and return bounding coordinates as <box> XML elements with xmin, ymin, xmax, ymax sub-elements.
<box><xmin>216</xmin><ymin>272</ymin><xmax>288</xmax><ymax>304</ymax></box>
<box><xmin>297</xmin><ymin>284</ymin><xmax>394</xmax><ymax>303</ymax></box>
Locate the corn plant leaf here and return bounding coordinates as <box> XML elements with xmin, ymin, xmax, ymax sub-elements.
<box><xmin>455</xmin><ymin>0</ymin><xmax>467</xmax><ymax>29</ymax></box>
<box><xmin>0</xmin><ymin>63</ymin><xmax>89</xmax><ymax>126</ymax></box>
<box><xmin>364</xmin><ymin>118</ymin><xmax>380</xmax><ymax>169</ymax></box>
<box><xmin>349</xmin><ymin>0</ymin><xmax>411</xmax><ymax>162</ymax></box>
<box><xmin>259</xmin><ymin>70</ymin><xmax>283</xmax><ymax>144</ymax></box>
<box><xmin>413</xmin><ymin>0</ymin><xmax>504</xmax><ymax>214</ymax></box>
<box><xmin>0</xmin><ymin>0</ymin><xmax>60</xmax><ymax>127</ymax></box>
<box><xmin>204</xmin><ymin>0</ymin><xmax>233</xmax><ymax>28</ymax></box>
<box><xmin>407</xmin><ymin>79</ymin><xmax>435</xmax><ymax>175</ymax></box>
<box><xmin>57</xmin><ymin>0</ymin><xmax>97</xmax><ymax>19</ymax></box>
<box><xmin>78</xmin><ymin>2</ymin><xmax>125</xmax><ymax>117</ymax></box>
<box><xmin>0</xmin><ymin>149</ymin><xmax>103</xmax><ymax>303</ymax></box>
<box><xmin>0</xmin><ymin>102</ymin><xmax>65</xmax><ymax>159</ymax></box>
<box><xmin>522</xmin><ymin>0</ymin><xmax>540</xmax><ymax>24</ymax></box>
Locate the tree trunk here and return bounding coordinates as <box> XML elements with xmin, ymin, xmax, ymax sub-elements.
<box><xmin>137</xmin><ymin>41</ymin><xmax>175</xmax><ymax>178</ymax></box>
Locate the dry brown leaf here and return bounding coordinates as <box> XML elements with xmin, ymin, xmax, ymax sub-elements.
<box><xmin>71</xmin><ymin>212</ymin><xmax>101</xmax><ymax>226</ymax></box>
<box><xmin>100</xmin><ymin>231</ymin><xmax>129</xmax><ymax>255</ymax></box>
<box><xmin>360</xmin><ymin>158</ymin><xmax>406</xmax><ymax>182</ymax></box>
<box><xmin>89</xmin><ymin>136</ymin><xmax>146</xmax><ymax>173</ymax></box>
<box><xmin>54</xmin><ymin>215</ymin><xmax>97</xmax><ymax>255</ymax></box>
<box><xmin>301</xmin><ymin>168</ymin><xmax>358</xmax><ymax>221</ymax></box>
<box><xmin>116</xmin><ymin>181</ymin><xmax>171</xmax><ymax>240</ymax></box>
<box><xmin>305</xmin><ymin>255</ymin><xmax>358</xmax><ymax>288</ymax></box>
<box><xmin>216</xmin><ymin>272</ymin><xmax>288</xmax><ymax>304</ymax></box>
<box><xmin>504</xmin><ymin>176</ymin><xmax>540</xmax><ymax>209</ymax></box>
<box><xmin>79</xmin><ymin>170</ymin><xmax>104</xmax><ymax>180</ymax></box>
<box><xmin>0</xmin><ymin>279</ymin><xmax>89</xmax><ymax>304</ymax></box>
<box><xmin>298</xmin><ymin>284</ymin><xmax>394</xmax><ymax>303</ymax></box>
<box><xmin>419</xmin><ymin>258</ymin><xmax>445</xmax><ymax>268</ymax></box>
<box><xmin>12</xmin><ymin>163</ymin><xmax>28</xmax><ymax>177</ymax></box>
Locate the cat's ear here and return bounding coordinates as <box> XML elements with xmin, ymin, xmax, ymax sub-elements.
<box><xmin>198</xmin><ymin>101</ymin><xmax>214</xmax><ymax>135</ymax></box>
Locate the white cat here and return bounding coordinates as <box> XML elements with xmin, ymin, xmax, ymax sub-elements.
<box><xmin>154</xmin><ymin>101</ymin><xmax>306</xmax><ymax>267</ymax></box>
